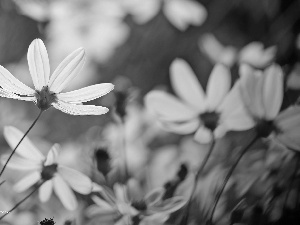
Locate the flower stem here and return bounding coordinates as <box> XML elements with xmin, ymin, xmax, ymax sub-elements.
<box><xmin>0</xmin><ymin>180</ymin><xmax>45</xmax><ymax>221</ymax></box>
<box><xmin>119</xmin><ymin>121</ymin><xmax>129</xmax><ymax>182</ymax></box>
<box><xmin>180</xmin><ymin>135</ymin><xmax>216</xmax><ymax>225</ymax></box>
<box><xmin>0</xmin><ymin>110</ymin><xmax>43</xmax><ymax>179</ymax></box>
<box><xmin>208</xmin><ymin>134</ymin><xmax>259</xmax><ymax>224</ymax></box>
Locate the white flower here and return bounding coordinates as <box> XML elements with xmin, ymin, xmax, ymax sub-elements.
<box><xmin>122</xmin><ymin>0</ymin><xmax>207</xmax><ymax>31</ymax></box>
<box><xmin>145</xmin><ymin>59</ymin><xmax>254</xmax><ymax>143</ymax></box>
<box><xmin>1</xmin><ymin>126</ymin><xmax>93</xmax><ymax>210</ymax></box>
<box><xmin>0</xmin><ymin>39</ymin><xmax>114</xmax><ymax>115</ymax></box>
<box><xmin>87</xmin><ymin>183</ymin><xmax>186</xmax><ymax>225</ymax></box>
<box><xmin>240</xmin><ymin>64</ymin><xmax>300</xmax><ymax>150</ymax></box>
<box><xmin>239</xmin><ymin>42</ymin><xmax>277</xmax><ymax>69</ymax></box>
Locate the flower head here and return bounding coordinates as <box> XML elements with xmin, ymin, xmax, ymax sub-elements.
<box><xmin>1</xmin><ymin>126</ymin><xmax>92</xmax><ymax>210</ymax></box>
<box><xmin>145</xmin><ymin>59</ymin><xmax>254</xmax><ymax>143</ymax></box>
<box><xmin>0</xmin><ymin>39</ymin><xmax>114</xmax><ymax>115</ymax></box>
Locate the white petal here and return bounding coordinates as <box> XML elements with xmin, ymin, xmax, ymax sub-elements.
<box><xmin>53</xmin><ymin>174</ymin><xmax>78</xmax><ymax>210</ymax></box>
<box><xmin>262</xmin><ymin>64</ymin><xmax>283</xmax><ymax>120</ymax></box>
<box><xmin>114</xmin><ymin>184</ymin><xmax>128</xmax><ymax>203</ymax></box>
<box><xmin>58</xmin><ymin>165</ymin><xmax>92</xmax><ymax>194</ymax></box>
<box><xmin>213</xmin><ymin>125</ymin><xmax>228</xmax><ymax>139</ymax></box>
<box><xmin>170</xmin><ymin>59</ymin><xmax>206</xmax><ymax>112</ymax></box>
<box><xmin>4</xmin><ymin>126</ymin><xmax>45</xmax><ymax>161</ymax></box>
<box><xmin>92</xmin><ymin>195</ymin><xmax>113</xmax><ymax>210</ymax></box>
<box><xmin>161</xmin><ymin>118</ymin><xmax>200</xmax><ymax>134</ymax></box>
<box><xmin>1</xmin><ymin>154</ymin><xmax>41</xmax><ymax>171</ymax></box>
<box><xmin>206</xmin><ymin>64</ymin><xmax>231</xmax><ymax>110</ymax></box>
<box><xmin>86</xmin><ymin>204</ymin><xmax>117</xmax><ymax>219</ymax></box>
<box><xmin>52</xmin><ymin>100</ymin><xmax>109</xmax><ymax>116</ymax></box>
<box><xmin>39</xmin><ymin>180</ymin><xmax>53</xmax><ymax>202</ymax></box>
<box><xmin>163</xmin><ymin>0</ymin><xmax>207</xmax><ymax>31</ymax></box>
<box><xmin>150</xmin><ymin>196</ymin><xmax>187</xmax><ymax>214</ymax></box>
<box><xmin>194</xmin><ymin>127</ymin><xmax>212</xmax><ymax>143</ymax></box>
<box><xmin>144</xmin><ymin>187</ymin><xmax>164</xmax><ymax>207</ymax></box>
<box><xmin>44</xmin><ymin>144</ymin><xmax>60</xmax><ymax>166</ymax></box>
<box><xmin>14</xmin><ymin>171</ymin><xmax>41</xmax><ymax>193</ymax></box>
<box><xmin>0</xmin><ymin>88</ymin><xmax>35</xmax><ymax>101</ymax></box>
<box><xmin>49</xmin><ymin>48</ymin><xmax>85</xmax><ymax>93</ymax></box>
<box><xmin>126</xmin><ymin>0</ymin><xmax>160</xmax><ymax>24</ymax></box>
<box><xmin>145</xmin><ymin>90</ymin><xmax>198</xmax><ymax>121</ymax></box>
<box><xmin>27</xmin><ymin>39</ymin><xmax>50</xmax><ymax>90</ymax></box>
<box><xmin>56</xmin><ymin>83</ymin><xmax>114</xmax><ymax>103</ymax></box>
<box><xmin>0</xmin><ymin>65</ymin><xmax>35</xmax><ymax>95</ymax></box>
<box><xmin>276</xmin><ymin>106</ymin><xmax>300</xmax><ymax>131</ymax></box>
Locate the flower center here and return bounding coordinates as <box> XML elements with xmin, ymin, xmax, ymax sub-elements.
<box><xmin>131</xmin><ymin>200</ymin><xmax>147</xmax><ymax>211</ymax></box>
<box><xmin>41</xmin><ymin>163</ymin><xmax>58</xmax><ymax>181</ymax></box>
<box><xmin>255</xmin><ymin>120</ymin><xmax>278</xmax><ymax>138</ymax></box>
<box><xmin>199</xmin><ymin>111</ymin><xmax>220</xmax><ymax>131</ymax></box>
<box><xmin>35</xmin><ymin>86</ymin><xmax>57</xmax><ymax>111</ymax></box>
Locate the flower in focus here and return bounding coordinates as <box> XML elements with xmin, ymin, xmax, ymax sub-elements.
<box><xmin>1</xmin><ymin>126</ymin><xmax>92</xmax><ymax>210</ymax></box>
<box><xmin>239</xmin><ymin>64</ymin><xmax>300</xmax><ymax>150</ymax></box>
<box><xmin>145</xmin><ymin>59</ymin><xmax>254</xmax><ymax>143</ymax></box>
<box><xmin>87</xmin><ymin>183</ymin><xmax>186</xmax><ymax>225</ymax></box>
<box><xmin>122</xmin><ymin>0</ymin><xmax>207</xmax><ymax>31</ymax></box>
<box><xmin>0</xmin><ymin>39</ymin><xmax>114</xmax><ymax>115</ymax></box>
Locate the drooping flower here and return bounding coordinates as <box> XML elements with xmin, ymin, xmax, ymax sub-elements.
<box><xmin>87</xmin><ymin>183</ymin><xmax>186</xmax><ymax>225</ymax></box>
<box><xmin>145</xmin><ymin>59</ymin><xmax>254</xmax><ymax>143</ymax></box>
<box><xmin>239</xmin><ymin>64</ymin><xmax>300</xmax><ymax>150</ymax></box>
<box><xmin>0</xmin><ymin>39</ymin><xmax>114</xmax><ymax>115</ymax></box>
<box><xmin>1</xmin><ymin>126</ymin><xmax>92</xmax><ymax>210</ymax></box>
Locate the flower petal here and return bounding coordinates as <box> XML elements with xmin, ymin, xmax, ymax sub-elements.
<box><xmin>0</xmin><ymin>65</ymin><xmax>35</xmax><ymax>95</ymax></box>
<box><xmin>39</xmin><ymin>180</ymin><xmax>53</xmax><ymax>202</ymax></box>
<box><xmin>1</xmin><ymin>154</ymin><xmax>41</xmax><ymax>171</ymax></box>
<box><xmin>149</xmin><ymin>196</ymin><xmax>186</xmax><ymax>214</ymax></box>
<box><xmin>145</xmin><ymin>90</ymin><xmax>198</xmax><ymax>121</ymax></box>
<box><xmin>161</xmin><ymin>118</ymin><xmax>200</xmax><ymax>135</ymax></box>
<box><xmin>144</xmin><ymin>187</ymin><xmax>164</xmax><ymax>207</ymax></box>
<box><xmin>0</xmin><ymin>88</ymin><xmax>35</xmax><ymax>101</ymax></box>
<box><xmin>262</xmin><ymin>64</ymin><xmax>283</xmax><ymax>120</ymax></box>
<box><xmin>52</xmin><ymin>101</ymin><xmax>109</xmax><ymax>116</ymax></box>
<box><xmin>14</xmin><ymin>171</ymin><xmax>41</xmax><ymax>193</ymax></box>
<box><xmin>86</xmin><ymin>204</ymin><xmax>118</xmax><ymax>219</ymax></box>
<box><xmin>92</xmin><ymin>195</ymin><xmax>113</xmax><ymax>210</ymax></box>
<box><xmin>58</xmin><ymin>165</ymin><xmax>92</xmax><ymax>194</ymax></box>
<box><xmin>170</xmin><ymin>59</ymin><xmax>206</xmax><ymax>112</ymax></box>
<box><xmin>194</xmin><ymin>126</ymin><xmax>212</xmax><ymax>143</ymax></box>
<box><xmin>276</xmin><ymin>106</ymin><xmax>300</xmax><ymax>131</ymax></box>
<box><xmin>4</xmin><ymin>126</ymin><xmax>45</xmax><ymax>161</ymax></box>
<box><xmin>44</xmin><ymin>144</ymin><xmax>60</xmax><ymax>166</ymax></box>
<box><xmin>27</xmin><ymin>39</ymin><xmax>50</xmax><ymax>90</ymax></box>
<box><xmin>53</xmin><ymin>174</ymin><xmax>78</xmax><ymax>210</ymax></box>
<box><xmin>206</xmin><ymin>64</ymin><xmax>231</xmax><ymax>110</ymax></box>
<box><xmin>49</xmin><ymin>48</ymin><xmax>85</xmax><ymax>93</ymax></box>
<box><xmin>56</xmin><ymin>83</ymin><xmax>114</xmax><ymax>103</ymax></box>
<box><xmin>114</xmin><ymin>184</ymin><xmax>129</xmax><ymax>203</ymax></box>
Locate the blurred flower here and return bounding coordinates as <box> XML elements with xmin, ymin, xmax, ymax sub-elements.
<box><xmin>145</xmin><ymin>59</ymin><xmax>254</xmax><ymax>143</ymax></box>
<box><xmin>287</xmin><ymin>63</ymin><xmax>300</xmax><ymax>90</ymax></box>
<box><xmin>1</xmin><ymin>126</ymin><xmax>93</xmax><ymax>210</ymax></box>
<box><xmin>87</xmin><ymin>183</ymin><xmax>186</xmax><ymax>225</ymax></box>
<box><xmin>239</xmin><ymin>42</ymin><xmax>277</xmax><ymax>69</ymax></box>
<box><xmin>240</xmin><ymin>64</ymin><xmax>300</xmax><ymax>150</ymax></box>
<box><xmin>123</xmin><ymin>0</ymin><xmax>207</xmax><ymax>31</ymax></box>
<box><xmin>0</xmin><ymin>39</ymin><xmax>114</xmax><ymax>115</ymax></box>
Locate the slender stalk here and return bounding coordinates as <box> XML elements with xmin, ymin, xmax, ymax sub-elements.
<box><xmin>0</xmin><ymin>180</ymin><xmax>45</xmax><ymax>221</ymax></box>
<box><xmin>208</xmin><ymin>134</ymin><xmax>259</xmax><ymax>224</ymax></box>
<box><xmin>0</xmin><ymin>180</ymin><xmax>5</xmax><ymax>186</ymax></box>
<box><xmin>119</xmin><ymin>121</ymin><xmax>129</xmax><ymax>182</ymax></box>
<box><xmin>181</xmin><ymin>135</ymin><xmax>216</xmax><ymax>225</ymax></box>
<box><xmin>0</xmin><ymin>110</ymin><xmax>43</xmax><ymax>178</ymax></box>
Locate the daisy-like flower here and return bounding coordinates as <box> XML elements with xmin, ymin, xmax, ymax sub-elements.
<box><xmin>239</xmin><ymin>64</ymin><xmax>300</xmax><ymax>150</ymax></box>
<box><xmin>122</xmin><ymin>0</ymin><xmax>207</xmax><ymax>31</ymax></box>
<box><xmin>1</xmin><ymin>126</ymin><xmax>93</xmax><ymax>210</ymax></box>
<box><xmin>145</xmin><ymin>59</ymin><xmax>254</xmax><ymax>143</ymax></box>
<box><xmin>87</xmin><ymin>183</ymin><xmax>186</xmax><ymax>225</ymax></box>
<box><xmin>0</xmin><ymin>39</ymin><xmax>114</xmax><ymax>115</ymax></box>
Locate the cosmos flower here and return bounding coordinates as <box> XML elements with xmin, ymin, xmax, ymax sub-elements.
<box><xmin>145</xmin><ymin>59</ymin><xmax>254</xmax><ymax>143</ymax></box>
<box><xmin>0</xmin><ymin>39</ymin><xmax>114</xmax><ymax>115</ymax></box>
<box><xmin>1</xmin><ymin>126</ymin><xmax>93</xmax><ymax>210</ymax></box>
<box><xmin>239</xmin><ymin>64</ymin><xmax>300</xmax><ymax>150</ymax></box>
<box><xmin>122</xmin><ymin>0</ymin><xmax>207</xmax><ymax>31</ymax></box>
<box><xmin>87</xmin><ymin>183</ymin><xmax>186</xmax><ymax>225</ymax></box>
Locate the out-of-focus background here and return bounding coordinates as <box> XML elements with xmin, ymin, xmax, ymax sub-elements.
<box><xmin>0</xmin><ymin>0</ymin><xmax>300</xmax><ymax>224</ymax></box>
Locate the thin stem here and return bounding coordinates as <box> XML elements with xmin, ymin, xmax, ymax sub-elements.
<box><xmin>0</xmin><ymin>180</ymin><xmax>5</xmax><ymax>186</ymax></box>
<box><xmin>181</xmin><ymin>134</ymin><xmax>216</xmax><ymax>225</ymax></box>
<box><xmin>0</xmin><ymin>180</ymin><xmax>45</xmax><ymax>221</ymax></box>
<box><xmin>0</xmin><ymin>110</ymin><xmax>43</xmax><ymax>179</ymax></box>
<box><xmin>208</xmin><ymin>134</ymin><xmax>259</xmax><ymax>224</ymax></box>
<box><xmin>119</xmin><ymin>121</ymin><xmax>129</xmax><ymax>182</ymax></box>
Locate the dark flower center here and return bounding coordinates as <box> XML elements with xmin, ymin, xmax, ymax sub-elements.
<box><xmin>131</xmin><ymin>200</ymin><xmax>147</xmax><ymax>211</ymax></box>
<box><xmin>41</xmin><ymin>163</ymin><xmax>58</xmax><ymax>181</ymax></box>
<box><xmin>35</xmin><ymin>86</ymin><xmax>57</xmax><ymax>111</ymax></box>
<box><xmin>200</xmin><ymin>111</ymin><xmax>220</xmax><ymax>131</ymax></box>
<box><xmin>255</xmin><ymin>120</ymin><xmax>279</xmax><ymax>138</ymax></box>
